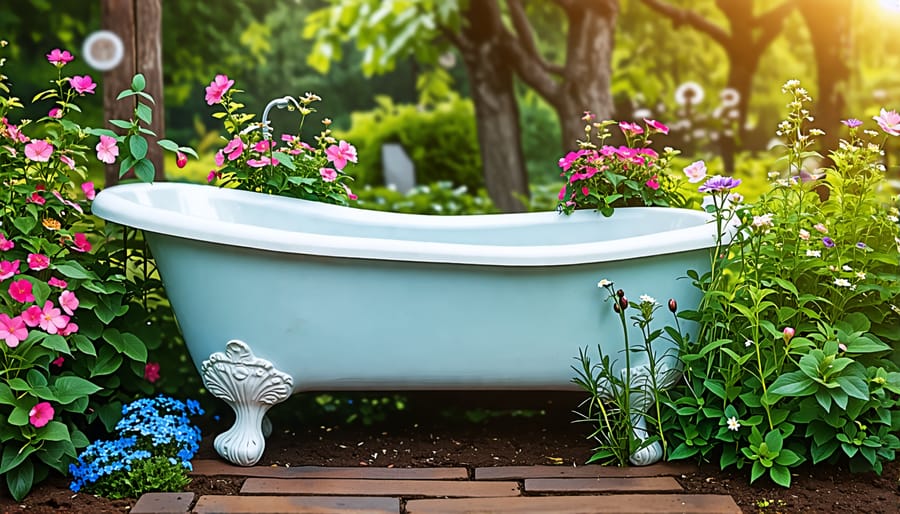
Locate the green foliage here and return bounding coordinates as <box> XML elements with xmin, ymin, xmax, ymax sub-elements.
<box><xmin>663</xmin><ymin>81</ymin><xmax>900</xmax><ymax>486</ymax></box>
<box><xmin>355</xmin><ymin>182</ymin><xmax>495</xmax><ymax>215</ymax></box>
<box><xmin>88</xmin><ymin>455</ymin><xmax>191</xmax><ymax>500</ymax></box>
<box><xmin>337</xmin><ymin>95</ymin><xmax>483</xmax><ymax>189</ymax></box>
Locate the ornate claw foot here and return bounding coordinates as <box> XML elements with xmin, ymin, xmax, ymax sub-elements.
<box><xmin>622</xmin><ymin>361</ymin><xmax>681</xmax><ymax>466</ymax></box>
<box><xmin>628</xmin><ymin>414</ymin><xmax>664</xmax><ymax>466</ymax></box>
<box><xmin>201</xmin><ymin>340</ymin><xmax>293</xmax><ymax>466</ymax></box>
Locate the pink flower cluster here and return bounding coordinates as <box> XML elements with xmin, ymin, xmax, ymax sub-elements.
<box><xmin>0</xmin><ymin>279</ymin><xmax>79</xmax><ymax>347</ymax></box>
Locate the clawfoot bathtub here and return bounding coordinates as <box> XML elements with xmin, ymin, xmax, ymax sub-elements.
<box><xmin>93</xmin><ymin>182</ymin><xmax>719</xmax><ymax>467</ymax></box>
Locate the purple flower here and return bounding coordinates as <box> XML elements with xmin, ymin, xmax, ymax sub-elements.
<box><xmin>841</xmin><ymin>118</ymin><xmax>863</xmax><ymax>128</ymax></box>
<box><xmin>698</xmin><ymin>175</ymin><xmax>742</xmax><ymax>193</ymax></box>
<box><xmin>856</xmin><ymin>242</ymin><xmax>867</xmax><ymax>249</ymax></box>
<box><xmin>822</xmin><ymin>237</ymin><xmax>835</xmax><ymax>248</ymax></box>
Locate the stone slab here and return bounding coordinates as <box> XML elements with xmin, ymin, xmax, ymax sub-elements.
<box><xmin>525</xmin><ymin>476</ymin><xmax>683</xmax><ymax>493</ymax></box>
<box><xmin>406</xmin><ymin>494</ymin><xmax>742</xmax><ymax>514</ymax></box>
<box><xmin>193</xmin><ymin>495</ymin><xmax>399</xmax><ymax>514</ymax></box>
<box><xmin>475</xmin><ymin>462</ymin><xmax>696</xmax><ymax>480</ymax></box>
<box><xmin>241</xmin><ymin>477</ymin><xmax>520</xmax><ymax>498</ymax></box>
<box><xmin>191</xmin><ymin>460</ymin><xmax>467</xmax><ymax>480</ymax></box>
<box><xmin>130</xmin><ymin>492</ymin><xmax>195</xmax><ymax>514</ymax></box>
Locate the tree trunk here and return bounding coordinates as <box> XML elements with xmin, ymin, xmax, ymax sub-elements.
<box><xmin>720</xmin><ymin>45</ymin><xmax>759</xmax><ymax>173</ymax></box>
<box><xmin>101</xmin><ymin>0</ymin><xmax>165</xmax><ymax>186</ymax></box>
<box><xmin>458</xmin><ymin>2</ymin><xmax>529</xmax><ymax>212</ymax></box>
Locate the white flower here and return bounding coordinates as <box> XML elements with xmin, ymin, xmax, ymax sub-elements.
<box><xmin>597</xmin><ymin>279</ymin><xmax>612</xmax><ymax>288</ymax></box>
<box><xmin>856</xmin><ymin>271</ymin><xmax>867</xmax><ymax>280</ymax></box>
<box><xmin>744</xmin><ymin>339</ymin><xmax>753</xmax><ymax>348</ymax></box>
<box><xmin>834</xmin><ymin>278</ymin><xmax>852</xmax><ymax>288</ymax></box>
<box><xmin>842</xmin><ymin>265</ymin><xmax>853</xmax><ymax>272</ymax></box>
<box><xmin>719</xmin><ymin>88</ymin><xmax>740</xmax><ymax>108</ymax></box>
<box><xmin>751</xmin><ymin>213</ymin><xmax>774</xmax><ymax>230</ymax></box>
<box><xmin>799</xmin><ymin>229</ymin><xmax>810</xmax><ymax>241</ymax></box>
<box><xmin>806</xmin><ymin>250</ymin><xmax>821</xmax><ymax>258</ymax></box>
<box><xmin>639</xmin><ymin>294</ymin><xmax>657</xmax><ymax>305</ymax></box>
<box><xmin>674</xmin><ymin>81</ymin><xmax>705</xmax><ymax>106</ymax></box>
<box><xmin>683</xmin><ymin>160</ymin><xmax>707</xmax><ymax>183</ymax></box>
<box><xmin>726</xmin><ymin>416</ymin><xmax>741</xmax><ymax>431</ymax></box>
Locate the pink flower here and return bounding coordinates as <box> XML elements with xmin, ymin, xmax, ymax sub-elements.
<box><xmin>247</xmin><ymin>157</ymin><xmax>278</xmax><ymax>168</ymax></box>
<box><xmin>558</xmin><ymin>187</ymin><xmax>566</xmax><ymax>201</ymax></box>
<box><xmin>9</xmin><ymin>279</ymin><xmax>34</xmax><ymax>303</ymax></box>
<box><xmin>683</xmin><ymin>160</ymin><xmax>707</xmax><ymax>183</ymax></box>
<box><xmin>28</xmin><ymin>402</ymin><xmax>54</xmax><ymax>428</ymax></box>
<box><xmin>646</xmin><ymin>176</ymin><xmax>660</xmax><ymax>190</ymax></box>
<box><xmin>81</xmin><ymin>182</ymin><xmax>96</xmax><ymax>200</ymax></box>
<box><xmin>144</xmin><ymin>362</ymin><xmax>161</xmax><ymax>383</ymax></box>
<box><xmin>176</xmin><ymin>151</ymin><xmax>187</xmax><ymax>168</ymax></box>
<box><xmin>72</xmin><ymin>233</ymin><xmax>92</xmax><ymax>253</ymax></box>
<box><xmin>0</xmin><ymin>233</ymin><xmax>14</xmax><ymax>251</ymax></box>
<box><xmin>38</xmin><ymin>301</ymin><xmax>69</xmax><ymax>335</ymax></box>
<box><xmin>205</xmin><ymin>74</ymin><xmax>234</xmax><ymax>105</ymax></box>
<box><xmin>783</xmin><ymin>327</ymin><xmax>795</xmax><ymax>343</ymax></box>
<box><xmin>799</xmin><ymin>229</ymin><xmax>810</xmax><ymax>241</ymax></box>
<box><xmin>51</xmin><ymin>190</ymin><xmax>83</xmax><ymax>215</ymax></box>
<box><xmin>0</xmin><ymin>314</ymin><xmax>27</xmax><ymax>348</ymax></box>
<box><xmin>206</xmin><ymin>170</ymin><xmax>219</xmax><ymax>183</ymax></box>
<box><xmin>558</xmin><ymin>150</ymin><xmax>586</xmax><ymax>171</ymax></box>
<box><xmin>253</xmin><ymin>140</ymin><xmax>274</xmax><ymax>153</ymax></box>
<box><xmin>24</xmin><ymin>140</ymin><xmax>53</xmax><ymax>162</ymax></box>
<box><xmin>51</xmin><ymin>356</ymin><xmax>65</xmax><ymax>367</ymax></box>
<box><xmin>21</xmin><ymin>306</ymin><xmax>41</xmax><ymax>327</ymax></box>
<box><xmin>342</xmin><ymin>183</ymin><xmax>358</xmax><ymax>201</ymax></box>
<box><xmin>874</xmin><ymin>108</ymin><xmax>900</xmax><ymax>136</ymax></box>
<box><xmin>27</xmin><ymin>192</ymin><xmax>46</xmax><ymax>205</ymax></box>
<box><xmin>618</xmin><ymin>121</ymin><xmax>644</xmax><ymax>135</ymax></box>
<box><xmin>69</xmin><ymin>75</ymin><xmax>96</xmax><ymax>95</ymax></box>
<box><xmin>27</xmin><ymin>254</ymin><xmax>50</xmax><ymax>271</ymax></box>
<box><xmin>59</xmin><ymin>290</ymin><xmax>79</xmax><ymax>315</ymax></box>
<box><xmin>46</xmin><ymin>49</ymin><xmax>74</xmax><ymax>65</ymax></box>
<box><xmin>48</xmin><ymin>277</ymin><xmax>67</xmax><ymax>289</ymax></box>
<box><xmin>0</xmin><ymin>259</ymin><xmax>20</xmax><ymax>280</ymax></box>
<box><xmin>581</xmin><ymin>186</ymin><xmax>590</xmax><ymax>196</ymax></box>
<box><xmin>644</xmin><ymin>119</ymin><xmax>669</xmax><ymax>134</ymax></box>
<box><xmin>324</xmin><ymin>140</ymin><xmax>358</xmax><ymax>170</ymax></box>
<box><xmin>319</xmin><ymin>167</ymin><xmax>338</xmax><ymax>182</ymax></box>
<box><xmin>95</xmin><ymin>135</ymin><xmax>119</xmax><ymax>164</ymax></box>
<box><xmin>48</xmin><ymin>108</ymin><xmax>64</xmax><ymax>119</ymax></box>
<box><xmin>813</xmin><ymin>223</ymin><xmax>828</xmax><ymax>234</ymax></box>
<box><xmin>59</xmin><ymin>323</ymin><xmax>78</xmax><ymax>336</ymax></box>
<box><xmin>222</xmin><ymin>137</ymin><xmax>244</xmax><ymax>161</ymax></box>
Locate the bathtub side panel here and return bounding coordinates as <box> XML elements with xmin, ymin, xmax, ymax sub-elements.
<box><xmin>147</xmin><ymin>234</ymin><xmax>708</xmax><ymax>392</ymax></box>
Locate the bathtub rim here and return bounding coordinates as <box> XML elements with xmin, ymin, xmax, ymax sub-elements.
<box><xmin>92</xmin><ymin>182</ymin><xmax>727</xmax><ymax>267</ymax></box>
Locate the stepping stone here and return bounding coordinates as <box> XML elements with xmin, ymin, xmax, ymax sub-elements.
<box><xmin>475</xmin><ymin>462</ymin><xmax>696</xmax><ymax>480</ymax></box>
<box><xmin>405</xmin><ymin>494</ymin><xmax>741</xmax><ymax>514</ymax></box>
<box><xmin>191</xmin><ymin>460</ymin><xmax>467</xmax><ymax>480</ymax></box>
<box><xmin>524</xmin><ymin>476</ymin><xmax>683</xmax><ymax>493</ymax></box>
<box><xmin>241</xmin><ymin>478</ymin><xmax>520</xmax><ymax>498</ymax></box>
<box><xmin>130</xmin><ymin>492</ymin><xmax>194</xmax><ymax>514</ymax></box>
<box><xmin>193</xmin><ymin>495</ymin><xmax>399</xmax><ymax>514</ymax></box>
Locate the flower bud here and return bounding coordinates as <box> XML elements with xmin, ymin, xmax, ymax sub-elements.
<box><xmin>619</xmin><ymin>296</ymin><xmax>628</xmax><ymax>310</ymax></box>
<box><xmin>668</xmin><ymin>298</ymin><xmax>677</xmax><ymax>313</ymax></box>
<box><xmin>782</xmin><ymin>327</ymin><xmax>795</xmax><ymax>343</ymax></box>
<box><xmin>613</xmin><ymin>302</ymin><xmax>621</xmax><ymax>314</ymax></box>
<box><xmin>176</xmin><ymin>151</ymin><xmax>187</xmax><ymax>169</ymax></box>
<box><xmin>616</xmin><ymin>289</ymin><xmax>625</xmax><ymax>298</ymax></box>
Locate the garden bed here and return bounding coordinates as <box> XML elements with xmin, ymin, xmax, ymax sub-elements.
<box><xmin>0</xmin><ymin>392</ymin><xmax>897</xmax><ymax>513</ymax></box>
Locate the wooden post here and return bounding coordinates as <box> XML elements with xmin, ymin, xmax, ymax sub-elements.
<box><xmin>101</xmin><ymin>0</ymin><xmax>165</xmax><ymax>186</ymax></box>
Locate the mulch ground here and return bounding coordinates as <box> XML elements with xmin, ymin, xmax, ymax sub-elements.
<box><xmin>1</xmin><ymin>391</ymin><xmax>898</xmax><ymax>513</ymax></box>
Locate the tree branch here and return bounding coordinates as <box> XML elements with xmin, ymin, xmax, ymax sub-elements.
<box><xmin>505</xmin><ymin>0</ymin><xmax>565</xmax><ymax>75</ymax></box>
<box><xmin>751</xmin><ymin>0</ymin><xmax>798</xmax><ymax>50</ymax></box>
<box><xmin>638</xmin><ymin>0</ymin><xmax>730</xmax><ymax>48</ymax></box>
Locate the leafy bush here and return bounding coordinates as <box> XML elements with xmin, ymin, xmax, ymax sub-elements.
<box><xmin>337</xmin><ymin>95</ymin><xmax>482</xmax><ymax>189</ymax></box>
<box><xmin>355</xmin><ymin>182</ymin><xmax>495</xmax><ymax>215</ymax></box>
<box><xmin>69</xmin><ymin>395</ymin><xmax>203</xmax><ymax>498</ymax></box>
<box><xmin>663</xmin><ymin>81</ymin><xmax>900</xmax><ymax>487</ymax></box>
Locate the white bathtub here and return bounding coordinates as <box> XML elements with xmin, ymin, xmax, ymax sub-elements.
<box><xmin>93</xmin><ymin>182</ymin><xmax>720</xmax><ymax>466</ymax></box>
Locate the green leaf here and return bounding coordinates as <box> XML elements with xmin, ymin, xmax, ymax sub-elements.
<box><xmin>769</xmin><ymin>371</ymin><xmax>817</xmax><ymax>397</ymax></box>
<box><xmin>109</xmin><ymin>119</ymin><xmax>132</xmax><ymax>129</ymax></box>
<box><xmin>157</xmin><ymin>139</ymin><xmax>179</xmax><ymax>152</ymax></box>
<box><xmin>131</xmin><ymin>73</ymin><xmax>146</xmax><ymax>92</ymax></box>
<box><xmin>33</xmin><ymin>421</ymin><xmax>69</xmax><ymax>442</ymax></box>
<box><xmin>750</xmin><ymin>460</ymin><xmax>766</xmax><ymax>483</ymax></box>
<box><xmin>52</xmin><ymin>261</ymin><xmax>98</xmax><ymax>280</ymax></box>
<box><xmin>136</xmin><ymin>102</ymin><xmax>153</xmax><ymax>125</ymax></box>
<box><xmin>844</xmin><ymin>337</ymin><xmax>891</xmax><ymax>354</ymax></box>
<box><xmin>272</xmin><ymin>151</ymin><xmax>295</xmax><ymax>170</ymax></box>
<box><xmin>128</xmin><ymin>134</ymin><xmax>148</xmax><ymax>160</ymax></box>
<box><xmin>666</xmin><ymin>442</ymin><xmax>698</xmax><ymax>460</ymax></box>
<box><xmin>769</xmin><ymin>465</ymin><xmax>791</xmax><ymax>488</ymax></box>
<box><xmin>12</xmin><ymin>216</ymin><xmax>36</xmax><ymax>235</ymax></box>
<box><xmin>5</xmin><ymin>458</ymin><xmax>34</xmax><ymax>501</ymax></box>
<box><xmin>103</xmin><ymin>328</ymin><xmax>148</xmax><ymax>362</ymax></box>
<box><xmin>811</xmin><ymin>439</ymin><xmax>839</xmax><ymax>464</ymax></box>
<box><xmin>0</xmin><ymin>443</ymin><xmax>36</xmax><ymax>475</ymax></box>
<box><xmin>115</xmin><ymin>89</ymin><xmax>136</xmax><ymax>100</ymax></box>
<box><xmin>39</xmin><ymin>334</ymin><xmax>70</xmax><ymax>355</ymax></box>
<box><xmin>132</xmin><ymin>158</ymin><xmax>155</xmax><ymax>182</ymax></box>
<box><xmin>51</xmin><ymin>376</ymin><xmax>101</xmax><ymax>405</ymax></box>
<box><xmin>834</xmin><ymin>375</ymin><xmax>870</xmax><ymax>400</ymax></box>
<box><xmin>71</xmin><ymin>335</ymin><xmax>96</xmax><ymax>357</ymax></box>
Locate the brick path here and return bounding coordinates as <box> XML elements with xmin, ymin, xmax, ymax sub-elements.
<box><xmin>130</xmin><ymin>460</ymin><xmax>740</xmax><ymax>513</ymax></box>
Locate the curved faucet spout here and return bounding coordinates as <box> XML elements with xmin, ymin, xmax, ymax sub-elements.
<box><xmin>261</xmin><ymin>96</ymin><xmax>302</xmax><ymax>141</ymax></box>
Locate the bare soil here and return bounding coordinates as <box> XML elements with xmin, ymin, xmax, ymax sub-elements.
<box><xmin>1</xmin><ymin>391</ymin><xmax>898</xmax><ymax>513</ymax></box>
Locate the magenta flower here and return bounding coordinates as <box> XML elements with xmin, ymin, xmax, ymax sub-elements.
<box><xmin>46</xmin><ymin>48</ymin><xmax>74</xmax><ymax>66</ymax></box>
<box><xmin>69</xmin><ymin>75</ymin><xmax>96</xmax><ymax>95</ymax></box>
<box><xmin>81</xmin><ymin>181</ymin><xmax>96</xmax><ymax>200</ymax></box>
<box><xmin>253</xmin><ymin>140</ymin><xmax>274</xmax><ymax>153</ymax></box>
<box><xmin>59</xmin><ymin>290</ymin><xmax>79</xmax><ymax>315</ymax></box>
<box><xmin>324</xmin><ymin>140</ymin><xmax>358</xmax><ymax>170</ymax></box>
<box><xmin>644</xmin><ymin>119</ymin><xmax>669</xmax><ymax>134</ymax></box>
<box><xmin>698</xmin><ymin>175</ymin><xmax>741</xmax><ymax>193</ymax></box>
<box><xmin>0</xmin><ymin>314</ymin><xmax>27</xmax><ymax>348</ymax></box>
<box><xmin>841</xmin><ymin>118</ymin><xmax>862</xmax><ymax>128</ymax></box>
<box><xmin>342</xmin><ymin>183</ymin><xmax>358</xmax><ymax>201</ymax></box>
<box><xmin>205</xmin><ymin>74</ymin><xmax>234</xmax><ymax>105</ymax></box>
<box><xmin>48</xmin><ymin>107</ymin><xmax>63</xmax><ymax>119</ymax></box>
<box><xmin>95</xmin><ymin>135</ymin><xmax>119</xmax><ymax>164</ymax></box>
<box><xmin>59</xmin><ymin>154</ymin><xmax>76</xmax><ymax>170</ymax></box>
<box><xmin>72</xmin><ymin>233</ymin><xmax>92</xmax><ymax>253</ymax></box>
<box><xmin>206</xmin><ymin>170</ymin><xmax>219</xmax><ymax>183</ymax></box>
<box><xmin>558</xmin><ymin>150</ymin><xmax>587</xmax><ymax>171</ymax></box>
<box><xmin>319</xmin><ymin>167</ymin><xmax>338</xmax><ymax>182</ymax></box>
<box><xmin>24</xmin><ymin>140</ymin><xmax>53</xmax><ymax>162</ymax></box>
<box><xmin>59</xmin><ymin>322</ymin><xmax>78</xmax><ymax>336</ymax></box>
<box><xmin>48</xmin><ymin>277</ymin><xmax>67</xmax><ymax>289</ymax></box>
<box><xmin>21</xmin><ymin>305</ymin><xmax>41</xmax><ymax>327</ymax></box>
<box><xmin>27</xmin><ymin>192</ymin><xmax>46</xmax><ymax>206</ymax></box>
<box><xmin>581</xmin><ymin>186</ymin><xmax>590</xmax><ymax>196</ymax></box>
<box><xmin>176</xmin><ymin>151</ymin><xmax>187</xmax><ymax>168</ymax></box>
<box><xmin>0</xmin><ymin>260</ymin><xmax>18</xmax><ymax>281</ymax></box>
<box><xmin>683</xmin><ymin>160</ymin><xmax>707</xmax><ymax>183</ymax></box>
<box><xmin>247</xmin><ymin>156</ymin><xmax>279</xmax><ymax>168</ymax></box>
<box><xmin>9</xmin><ymin>279</ymin><xmax>35</xmax><ymax>303</ymax></box>
<box><xmin>645</xmin><ymin>176</ymin><xmax>660</xmax><ymax>190</ymax></box>
<box><xmin>144</xmin><ymin>362</ymin><xmax>161</xmax><ymax>383</ymax></box>
<box><xmin>874</xmin><ymin>108</ymin><xmax>900</xmax><ymax>136</ymax></box>
<box><xmin>28</xmin><ymin>402</ymin><xmax>54</xmax><ymax>428</ymax></box>
<box><xmin>51</xmin><ymin>356</ymin><xmax>65</xmax><ymax>368</ymax></box>
<box><xmin>0</xmin><ymin>233</ymin><xmax>13</xmax><ymax>251</ymax></box>
<box><xmin>222</xmin><ymin>136</ymin><xmax>245</xmax><ymax>161</ymax></box>
<box><xmin>618</xmin><ymin>121</ymin><xmax>644</xmax><ymax>135</ymax></box>
<box><xmin>27</xmin><ymin>253</ymin><xmax>50</xmax><ymax>271</ymax></box>
<box><xmin>38</xmin><ymin>301</ymin><xmax>69</xmax><ymax>335</ymax></box>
